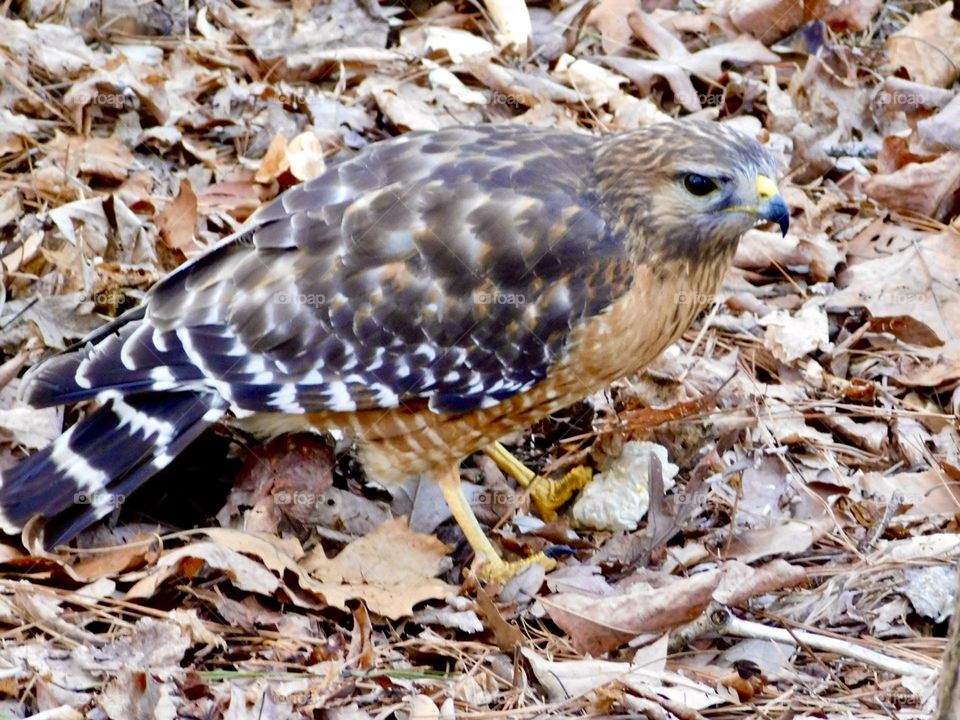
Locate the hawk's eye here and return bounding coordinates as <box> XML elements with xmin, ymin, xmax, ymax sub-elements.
<box><xmin>683</xmin><ymin>173</ymin><xmax>719</xmax><ymax>197</ymax></box>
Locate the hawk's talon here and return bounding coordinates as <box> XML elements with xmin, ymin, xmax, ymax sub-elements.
<box><xmin>484</xmin><ymin>442</ymin><xmax>593</xmax><ymax>520</ymax></box>
<box><xmin>477</xmin><ymin>551</ymin><xmax>557</xmax><ymax>583</ymax></box>
<box><xmin>527</xmin><ymin>466</ymin><xmax>593</xmax><ymax>521</ymax></box>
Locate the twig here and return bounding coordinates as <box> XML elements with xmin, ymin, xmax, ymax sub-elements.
<box><xmin>859</xmin><ymin>490</ymin><xmax>904</xmax><ymax>552</ymax></box>
<box><xmin>0</xmin><ymin>296</ymin><xmax>38</xmax><ymax>332</ymax></box>
<box><xmin>697</xmin><ymin>604</ymin><xmax>935</xmax><ymax>680</ymax></box>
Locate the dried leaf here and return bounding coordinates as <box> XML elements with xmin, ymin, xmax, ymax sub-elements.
<box><xmin>522</xmin><ymin>644</ymin><xmax>736</xmax><ymax>709</ymax></box>
<box><xmin>125</xmin><ymin>541</ymin><xmax>281</xmax><ymax>600</ymax></box>
<box><xmin>759</xmin><ymin>302</ymin><xmax>833</xmax><ymax>363</ymax></box>
<box><xmin>255</xmin><ymin>133</ymin><xmax>289</xmax><ymax>184</ymax></box>
<box><xmin>157</xmin><ymin>179</ymin><xmax>200</xmax><ymax>254</ymax></box>
<box><xmin>302</xmin><ymin>518</ymin><xmax>456</xmax><ymax>619</ymax></box>
<box><xmin>863</xmin><ymin>151</ymin><xmax>960</xmax><ymax>221</ymax></box>
<box><xmin>887</xmin><ymin>3</ymin><xmax>960</xmax><ymax>88</ymax></box>
<box><xmin>543</xmin><ymin>560</ymin><xmax>806</xmax><ymax>654</ymax></box>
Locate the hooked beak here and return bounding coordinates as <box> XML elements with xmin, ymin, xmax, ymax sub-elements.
<box><xmin>756</xmin><ymin>175</ymin><xmax>789</xmax><ymax>236</ymax></box>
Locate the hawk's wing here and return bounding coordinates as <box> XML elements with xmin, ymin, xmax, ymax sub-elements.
<box><xmin>24</xmin><ymin>125</ymin><xmax>635</xmax><ymax>415</ymax></box>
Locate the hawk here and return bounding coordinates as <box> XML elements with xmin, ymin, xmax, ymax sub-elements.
<box><xmin>0</xmin><ymin>121</ymin><xmax>788</xmax><ymax>580</ymax></box>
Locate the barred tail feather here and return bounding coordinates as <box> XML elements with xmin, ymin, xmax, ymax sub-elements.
<box><xmin>20</xmin><ymin>307</ymin><xmax>205</xmax><ymax>409</ymax></box>
<box><xmin>0</xmin><ymin>391</ymin><xmax>226</xmax><ymax>548</ymax></box>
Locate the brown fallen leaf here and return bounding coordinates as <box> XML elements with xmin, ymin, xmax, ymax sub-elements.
<box><xmin>474</xmin><ymin>583</ymin><xmax>524</xmax><ymax>650</ymax></box>
<box><xmin>196</xmin><ymin>181</ymin><xmax>267</xmax><ymax>221</ymax></box>
<box><xmin>43</xmin><ymin>133</ymin><xmax>134</xmax><ymax>182</ymax></box>
<box><xmin>125</xmin><ymin>540</ymin><xmax>282</xmax><ymax>600</ymax></box>
<box><xmin>863</xmin><ymin>151</ymin><xmax>960</xmax><ymax>221</ymax></box>
<box><xmin>156</xmin><ymin>178</ymin><xmax>200</xmax><ymax>255</ymax></box>
<box><xmin>348</xmin><ymin>603</ymin><xmax>376</xmax><ymax>670</ymax></box>
<box><xmin>71</xmin><ymin>533</ymin><xmax>160</xmax><ymax>582</ymax></box>
<box><xmin>727</xmin><ymin>0</ymin><xmax>805</xmax><ymax>43</ymax></box>
<box><xmin>887</xmin><ymin>2</ymin><xmax>960</xmax><ymax>88</ymax></box>
<box><xmin>918</xmin><ymin>95</ymin><xmax>960</xmax><ymax>153</ymax></box>
<box><xmin>861</xmin><ymin>469</ymin><xmax>960</xmax><ymax>520</ymax></box>
<box><xmin>542</xmin><ymin>560</ymin><xmax>806</xmax><ymax>655</ymax></box>
<box><xmin>832</xmin><ymin>230</ymin><xmax>960</xmax><ymax>385</ymax></box>
<box><xmin>255</xmin><ymin>132</ymin><xmax>289</xmax><ymax>184</ymax></box>
<box><xmin>586</xmin><ymin>0</ymin><xmax>642</xmax><ymax>55</ymax></box>
<box><xmin>159</xmin><ymin>525</ymin><xmax>455</xmax><ymax>619</ymax></box>
<box><xmin>597</xmin><ymin>12</ymin><xmax>779</xmax><ymax>112</ymax></box>
<box><xmin>302</xmin><ymin>518</ymin><xmax>456</xmax><ymax>618</ymax></box>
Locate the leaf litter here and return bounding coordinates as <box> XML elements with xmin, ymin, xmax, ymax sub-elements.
<box><xmin>0</xmin><ymin>0</ymin><xmax>959</xmax><ymax>718</ymax></box>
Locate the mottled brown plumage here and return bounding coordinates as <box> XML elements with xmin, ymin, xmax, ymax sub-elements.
<box><xmin>1</xmin><ymin>121</ymin><xmax>788</xmax><ymax>575</ymax></box>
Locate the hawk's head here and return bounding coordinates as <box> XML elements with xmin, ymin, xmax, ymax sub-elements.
<box><xmin>597</xmin><ymin>121</ymin><xmax>789</xmax><ymax>262</ymax></box>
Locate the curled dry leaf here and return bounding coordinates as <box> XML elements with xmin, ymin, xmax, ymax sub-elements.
<box><xmin>157</xmin><ymin>178</ymin><xmax>200</xmax><ymax>255</ymax></box>
<box><xmin>522</xmin><ymin>644</ymin><xmax>736</xmax><ymax>710</ymax></box>
<box><xmin>542</xmin><ymin>560</ymin><xmax>806</xmax><ymax>655</ymax></box>
<box><xmin>130</xmin><ymin>524</ymin><xmax>454</xmax><ymax>620</ymax></box>
<box><xmin>832</xmin><ymin>230</ymin><xmax>960</xmax><ymax>384</ymax></box>
<box><xmin>71</xmin><ymin>533</ymin><xmax>160</xmax><ymax>582</ymax></box>
<box><xmin>863</xmin><ymin>151</ymin><xmax>960</xmax><ymax>221</ymax></box>
<box><xmin>917</xmin><ymin>94</ymin><xmax>960</xmax><ymax>153</ymax></box>
<box><xmin>586</xmin><ymin>0</ymin><xmax>641</xmax><ymax>55</ymax></box>
<box><xmin>597</xmin><ymin>14</ymin><xmax>779</xmax><ymax>112</ymax></box>
<box><xmin>125</xmin><ymin>540</ymin><xmax>282</xmax><ymax>600</ymax></box>
<box><xmin>759</xmin><ymin>302</ymin><xmax>833</xmax><ymax>363</ymax></box>
<box><xmin>255</xmin><ymin>133</ymin><xmax>289</xmax><ymax>184</ymax></box>
<box><xmin>886</xmin><ymin>3</ymin><xmax>960</xmax><ymax>88</ymax></box>
<box><xmin>484</xmin><ymin>0</ymin><xmax>532</xmax><ymax>53</ymax></box>
<box><xmin>422</xmin><ymin>26</ymin><xmax>494</xmax><ymax>62</ymax></box>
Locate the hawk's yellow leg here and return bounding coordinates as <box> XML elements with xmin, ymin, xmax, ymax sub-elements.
<box><xmin>436</xmin><ymin>464</ymin><xmax>556</xmax><ymax>583</ymax></box>
<box><xmin>484</xmin><ymin>441</ymin><xmax>592</xmax><ymax>521</ymax></box>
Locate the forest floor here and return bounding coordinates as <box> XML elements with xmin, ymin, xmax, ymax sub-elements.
<box><xmin>1</xmin><ymin>0</ymin><xmax>959</xmax><ymax>718</ymax></box>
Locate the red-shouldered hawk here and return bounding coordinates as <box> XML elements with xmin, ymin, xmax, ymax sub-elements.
<box><xmin>0</xmin><ymin>121</ymin><xmax>788</xmax><ymax>580</ymax></box>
